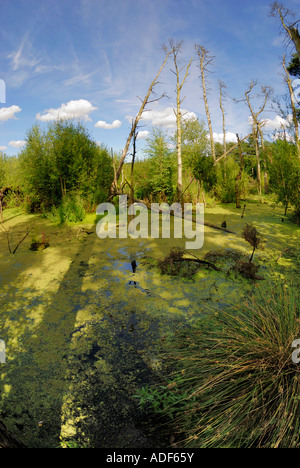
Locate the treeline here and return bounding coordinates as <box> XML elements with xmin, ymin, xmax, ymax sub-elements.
<box><xmin>122</xmin><ymin>118</ymin><xmax>300</xmax><ymax>221</ymax></box>
<box><xmin>0</xmin><ymin>116</ymin><xmax>300</xmax><ymax>224</ymax></box>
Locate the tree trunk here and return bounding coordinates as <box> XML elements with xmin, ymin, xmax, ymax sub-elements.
<box><xmin>170</xmin><ymin>41</ymin><xmax>192</xmax><ymax>202</ymax></box>
<box><xmin>235</xmin><ymin>134</ymin><xmax>244</xmax><ymax>208</ymax></box>
<box><xmin>283</xmin><ymin>56</ymin><xmax>300</xmax><ymax>158</ymax></box>
<box><xmin>219</xmin><ymin>80</ymin><xmax>227</xmax><ymax>155</ymax></box>
<box><xmin>176</xmin><ymin>97</ymin><xmax>183</xmax><ymax>201</ymax></box>
<box><xmin>289</xmin><ymin>27</ymin><xmax>300</xmax><ymax>62</ymax></box>
<box><xmin>196</xmin><ymin>46</ymin><xmax>215</xmax><ymax>161</ymax></box>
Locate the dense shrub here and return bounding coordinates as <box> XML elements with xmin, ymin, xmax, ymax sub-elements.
<box><xmin>20</xmin><ymin>121</ymin><xmax>114</xmax><ymax>213</ymax></box>
<box><xmin>215</xmin><ymin>155</ymin><xmax>249</xmax><ymax>203</ymax></box>
<box><xmin>268</xmin><ymin>140</ymin><xmax>300</xmax><ymax>216</ymax></box>
<box><xmin>137</xmin><ymin>281</ymin><xmax>300</xmax><ymax>448</ymax></box>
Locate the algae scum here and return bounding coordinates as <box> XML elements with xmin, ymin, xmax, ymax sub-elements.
<box><xmin>0</xmin><ymin>203</ymin><xmax>299</xmax><ymax>448</ymax></box>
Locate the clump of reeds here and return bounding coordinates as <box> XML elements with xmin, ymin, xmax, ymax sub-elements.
<box><xmin>156</xmin><ymin>281</ymin><xmax>300</xmax><ymax>448</ymax></box>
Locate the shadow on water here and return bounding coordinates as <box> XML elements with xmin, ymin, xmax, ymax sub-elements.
<box><xmin>0</xmin><ymin>231</ymin><xmax>97</xmax><ymax>447</ymax></box>
<box><xmin>0</xmin><ymin>226</ymin><xmax>168</xmax><ymax>448</ymax></box>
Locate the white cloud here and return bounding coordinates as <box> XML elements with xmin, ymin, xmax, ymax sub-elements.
<box><xmin>261</xmin><ymin>115</ymin><xmax>293</xmax><ymax>130</ymax></box>
<box><xmin>248</xmin><ymin>115</ymin><xmax>293</xmax><ymax>131</ymax></box>
<box><xmin>0</xmin><ymin>105</ymin><xmax>22</xmax><ymax>122</ymax></box>
<box><xmin>136</xmin><ymin>130</ymin><xmax>150</xmax><ymax>140</ymax></box>
<box><xmin>139</xmin><ymin>107</ymin><xmax>197</xmax><ymax>129</ymax></box>
<box><xmin>0</xmin><ymin>146</ymin><xmax>7</xmax><ymax>151</ymax></box>
<box><xmin>9</xmin><ymin>140</ymin><xmax>26</xmax><ymax>148</ymax></box>
<box><xmin>95</xmin><ymin>119</ymin><xmax>122</xmax><ymax>129</ymax></box>
<box><xmin>36</xmin><ymin>99</ymin><xmax>97</xmax><ymax>122</ymax></box>
<box><xmin>212</xmin><ymin>132</ymin><xmax>238</xmax><ymax>144</ymax></box>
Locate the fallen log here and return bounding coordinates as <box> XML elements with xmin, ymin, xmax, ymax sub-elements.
<box><xmin>133</xmin><ymin>198</ymin><xmax>236</xmax><ymax>234</ymax></box>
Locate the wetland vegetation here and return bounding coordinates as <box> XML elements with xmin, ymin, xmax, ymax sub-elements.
<box><xmin>0</xmin><ymin>1</ymin><xmax>300</xmax><ymax>449</ymax></box>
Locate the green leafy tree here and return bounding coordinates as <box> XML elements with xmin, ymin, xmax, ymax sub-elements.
<box><xmin>215</xmin><ymin>155</ymin><xmax>250</xmax><ymax>203</ymax></box>
<box><xmin>141</xmin><ymin>128</ymin><xmax>176</xmax><ymax>202</ymax></box>
<box><xmin>20</xmin><ymin>120</ymin><xmax>114</xmax><ymax>212</ymax></box>
<box><xmin>180</xmin><ymin>117</ymin><xmax>209</xmax><ymax>172</ymax></box>
<box><xmin>287</xmin><ymin>53</ymin><xmax>300</xmax><ymax>78</ymax></box>
<box><xmin>192</xmin><ymin>155</ymin><xmax>217</xmax><ymax>192</ymax></box>
<box><xmin>268</xmin><ymin>140</ymin><xmax>300</xmax><ymax>215</ymax></box>
<box><xmin>0</xmin><ymin>153</ymin><xmax>6</xmax><ymax>187</ymax></box>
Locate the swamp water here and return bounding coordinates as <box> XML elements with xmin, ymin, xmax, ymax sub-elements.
<box><xmin>0</xmin><ymin>203</ymin><xmax>299</xmax><ymax>447</ymax></box>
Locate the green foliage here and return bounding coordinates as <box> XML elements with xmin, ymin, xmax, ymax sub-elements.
<box><xmin>44</xmin><ymin>194</ymin><xmax>86</xmax><ymax>224</ymax></box>
<box><xmin>0</xmin><ymin>153</ymin><xmax>5</xmax><ymax>186</ymax></box>
<box><xmin>268</xmin><ymin>140</ymin><xmax>300</xmax><ymax>215</ymax></box>
<box><xmin>135</xmin><ymin>376</ymin><xmax>197</xmax><ymax>420</ymax></box>
<box><xmin>215</xmin><ymin>155</ymin><xmax>249</xmax><ymax>203</ymax></box>
<box><xmin>142</xmin><ymin>281</ymin><xmax>300</xmax><ymax>448</ymax></box>
<box><xmin>180</xmin><ymin>117</ymin><xmax>209</xmax><ymax>171</ymax></box>
<box><xmin>20</xmin><ymin>120</ymin><xmax>114</xmax><ymax>212</ymax></box>
<box><xmin>139</xmin><ymin>128</ymin><xmax>176</xmax><ymax>202</ymax></box>
<box><xmin>287</xmin><ymin>53</ymin><xmax>300</xmax><ymax>78</ymax></box>
<box><xmin>192</xmin><ymin>155</ymin><xmax>217</xmax><ymax>192</ymax></box>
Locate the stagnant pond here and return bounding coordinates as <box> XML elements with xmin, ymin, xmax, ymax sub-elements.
<box><xmin>0</xmin><ymin>202</ymin><xmax>299</xmax><ymax>447</ymax></box>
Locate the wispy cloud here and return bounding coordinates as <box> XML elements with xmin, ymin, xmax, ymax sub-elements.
<box><xmin>36</xmin><ymin>99</ymin><xmax>97</xmax><ymax>121</ymax></box>
<box><xmin>8</xmin><ymin>33</ymin><xmax>41</xmax><ymax>72</ymax></box>
<box><xmin>64</xmin><ymin>72</ymin><xmax>96</xmax><ymax>87</ymax></box>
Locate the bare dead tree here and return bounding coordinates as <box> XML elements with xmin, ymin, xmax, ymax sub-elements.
<box><xmin>219</xmin><ymin>80</ymin><xmax>228</xmax><ymax>154</ymax></box>
<box><xmin>109</xmin><ymin>49</ymin><xmax>171</xmax><ymax>196</ymax></box>
<box><xmin>235</xmin><ymin>133</ymin><xmax>245</xmax><ymax>209</ymax></box>
<box><xmin>195</xmin><ymin>45</ymin><xmax>216</xmax><ymax>162</ymax></box>
<box><xmin>0</xmin><ymin>223</ymin><xmax>31</xmax><ymax>254</ymax></box>
<box><xmin>271</xmin><ymin>2</ymin><xmax>300</xmax><ymax>60</ymax></box>
<box><xmin>129</xmin><ymin>122</ymin><xmax>139</xmax><ymax>206</ymax></box>
<box><xmin>240</xmin><ymin>82</ymin><xmax>272</xmax><ymax>197</ymax></box>
<box><xmin>167</xmin><ymin>40</ymin><xmax>193</xmax><ymax>201</ymax></box>
<box><xmin>282</xmin><ymin>55</ymin><xmax>300</xmax><ymax>158</ymax></box>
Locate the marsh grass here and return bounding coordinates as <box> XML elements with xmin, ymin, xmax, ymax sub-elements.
<box><xmin>141</xmin><ymin>281</ymin><xmax>300</xmax><ymax>448</ymax></box>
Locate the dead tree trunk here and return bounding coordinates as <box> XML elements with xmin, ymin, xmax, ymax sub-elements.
<box><xmin>109</xmin><ymin>50</ymin><xmax>171</xmax><ymax>196</ymax></box>
<box><xmin>195</xmin><ymin>45</ymin><xmax>215</xmax><ymax>162</ymax></box>
<box><xmin>214</xmin><ymin>133</ymin><xmax>252</xmax><ymax>165</ymax></box>
<box><xmin>130</xmin><ymin>125</ymin><xmax>138</xmax><ymax>206</ymax></box>
<box><xmin>219</xmin><ymin>80</ymin><xmax>227</xmax><ymax>155</ymax></box>
<box><xmin>244</xmin><ymin>82</ymin><xmax>271</xmax><ymax>198</ymax></box>
<box><xmin>169</xmin><ymin>40</ymin><xmax>192</xmax><ymax>202</ymax></box>
<box><xmin>271</xmin><ymin>3</ymin><xmax>300</xmax><ymax>61</ymax></box>
<box><xmin>283</xmin><ymin>55</ymin><xmax>300</xmax><ymax>158</ymax></box>
<box><xmin>235</xmin><ymin>134</ymin><xmax>245</xmax><ymax>209</ymax></box>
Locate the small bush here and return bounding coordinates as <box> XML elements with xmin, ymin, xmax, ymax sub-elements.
<box><xmin>45</xmin><ymin>195</ymin><xmax>85</xmax><ymax>224</ymax></box>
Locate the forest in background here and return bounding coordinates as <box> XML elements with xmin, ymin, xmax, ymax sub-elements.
<box><xmin>0</xmin><ymin>2</ymin><xmax>299</xmax><ymax>226</ymax></box>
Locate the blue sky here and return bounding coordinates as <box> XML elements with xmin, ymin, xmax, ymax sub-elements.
<box><xmin>0</xmin><ymin>0</ymin><xmax>299</xmax><ymax>157</ymax></box>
